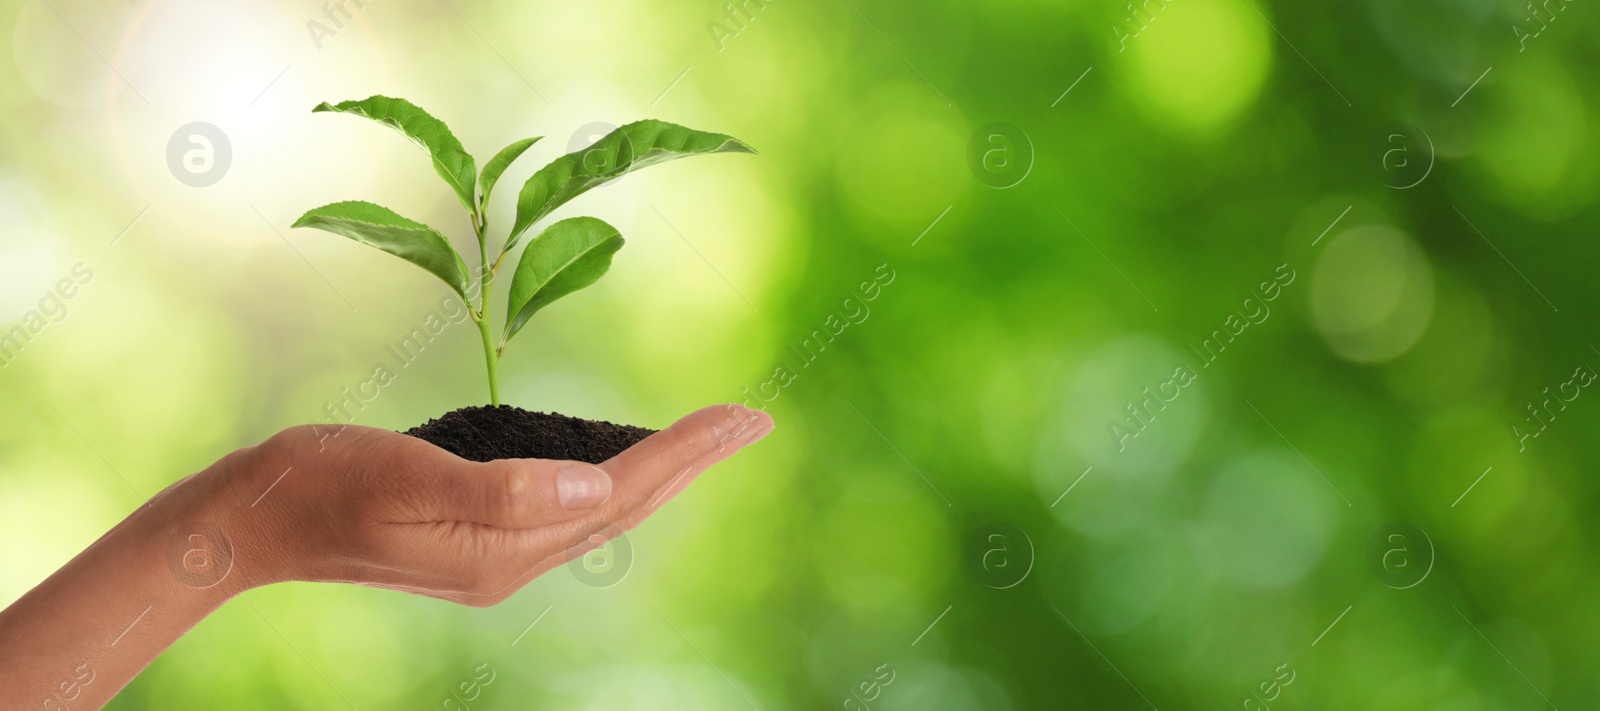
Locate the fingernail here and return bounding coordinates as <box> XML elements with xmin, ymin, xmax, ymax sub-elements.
<box><xmin>735</xmin><ymin>412</ymin><xmax>775</xmax><ymax>447</ymax></box>
<box><xmin>557</xmin><ymin>465</ymin><xmax>612</xmax><ymax>510</ymax></box>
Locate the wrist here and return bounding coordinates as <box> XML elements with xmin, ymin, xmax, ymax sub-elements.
<box><xmin>127</xmin><ymin>473</ymin><xmax>253</xmax><ymax>606</ymax></box>
<box><xmin>140</xmin><ymin>445</ymin><xmax>292</xmax><ymax>598</ymax></box>
<box><xmin>0</xmin><ymin>455</ymin><xmax>262</xmax><ymax>706</ymax></box>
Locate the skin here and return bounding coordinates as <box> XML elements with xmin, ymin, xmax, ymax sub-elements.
<box><xmin>0</xmin><ymin>403</ymin><xmax>774</xmax><ymax>709</ymax></box>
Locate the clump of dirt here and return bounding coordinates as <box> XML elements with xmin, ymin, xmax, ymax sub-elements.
<box><xmin>404</xmin><ymin>405</ymin><xmax>655</xmax><ymax>463</ymax></box>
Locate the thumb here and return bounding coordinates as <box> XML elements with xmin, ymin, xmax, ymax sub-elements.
<box><xmin>552</xmin><ymin>463</ymin><xmax>613</xmax><ymax>510</ymax></box>
<box><xmin>429</xmin><ymin>459</ymin><xmax>616</xmax><ymax>529</ymax></box>
<box><xmin>597</xmin><ymin>403</ymin><xmax>775</xmax><ymax>518</ymax></box>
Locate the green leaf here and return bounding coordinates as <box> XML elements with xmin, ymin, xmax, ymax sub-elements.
<box><xmin>292</xmin><ymin>201</ymin><xmax>470</xmax><ymax>298</ymax></box>
<box><xmin>504</xmin><ymin>120</ymin><xmax>754</xmax><ymax>254</ymax></box>
<box><xmin>503</xmin><ymin>217</ymin><xmax>625</xmax><ymax>342</ymax></box>
<box><xmin>478</xmin><ymin>136</ymin><xmax>542</xmax><ymax>211</ymax></box>
<box><xmin>312</xmin><ymin>96</ymin><xmax>478</xmax><ymax>213</ymax></box>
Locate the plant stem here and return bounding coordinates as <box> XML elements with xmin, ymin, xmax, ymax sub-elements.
<box><xmin>474</xmin><ymin>211</ymin><xmax>501</xmax><ymax>406</ymax></box>
<box><xmin>477</xmin><ymin>295</ymin><xmax>499</xmax><ymax>406</ymax></box>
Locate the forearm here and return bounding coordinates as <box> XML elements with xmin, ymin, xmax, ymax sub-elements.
<box><xmin>0</xmin><ymin>473</ymin><xmax>245</xmax><ymax>708</ymax></box>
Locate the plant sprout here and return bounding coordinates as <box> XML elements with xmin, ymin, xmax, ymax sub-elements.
<box><xmin>293</xmin><ymin>96</ymin><xmax>755</xmax><ymax>405</ymax></box>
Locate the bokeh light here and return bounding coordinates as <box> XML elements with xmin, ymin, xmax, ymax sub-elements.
<box><xmin>3</xmin><ymin>0</ymin><xmax>1599</xmax><ymax>708</ymax></box>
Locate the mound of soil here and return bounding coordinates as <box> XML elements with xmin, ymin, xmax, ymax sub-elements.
<box><xmin>404</xmin><ymin>405</ymin><xmax>656</xmax><ymax>463</ymax></box>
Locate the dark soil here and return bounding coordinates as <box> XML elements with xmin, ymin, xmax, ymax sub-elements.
<box><xmin>403</xmin><ymin>405</ymin><xmax>656</xmax><ymax>463</ymax></box>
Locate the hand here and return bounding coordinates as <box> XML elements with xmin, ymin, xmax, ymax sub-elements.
<box><xmin>191</xmin><ymin>404</ymin><xmax>774</xmax><ymax>605</ymax></box>
<box><xmin>0</xmin><ymin>403</ymin><xmax>772</xmax><ymax>707</ymax></box>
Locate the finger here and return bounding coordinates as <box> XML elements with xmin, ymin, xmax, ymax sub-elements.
<box><xmin>471</xmin><ymin>422</ymin><xmax>758</xmax><ymax>601</ymax></box>
<box><xmin>485</xmin><ymin>522</ymin><xmax>632</xmax><ymax>601</ymax></box>
<box><xmin>422</xmin><ymin>457</ymin><xmax>615</xmax><ymax>529</ymax></box>
<box><xmin>424</xmin><ymin>404</ymin><xmax>773</xmax><ymax>600</ymax></box>
<box><xmin>596</xmin><ymin>403</ymin><xmax>774</xmax><ymax>519</ymax></box>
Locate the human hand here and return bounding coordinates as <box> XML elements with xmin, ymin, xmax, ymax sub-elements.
<box><xmin>178</xmin><ymin>403</ymin><xmax>774</xmax><ymax>604</ymax></box>
<box><xmin>0</xmin><ymin>404</ymin><xmax>772</xmax><ymax>708</ymax></box>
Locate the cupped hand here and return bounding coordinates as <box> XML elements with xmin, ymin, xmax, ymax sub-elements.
<box><xmin>178</xmin><ymin>404</ymin><xmax>773</xmax><ymax>605</ymax></box>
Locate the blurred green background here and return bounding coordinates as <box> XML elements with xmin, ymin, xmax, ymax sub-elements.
<box><xmin>3</xmin><ymin>0</ymin><xmax>1599</xmax><ymax>707</ymax></box>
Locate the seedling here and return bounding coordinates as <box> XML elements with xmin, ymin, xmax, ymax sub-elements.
<box><xmin>294</xmin><ymin>96</ymin><xmax>754</xmax><ymax>406</ymax></box>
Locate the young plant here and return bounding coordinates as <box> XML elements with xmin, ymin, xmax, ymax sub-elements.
<box><xmin>293</xmin><ymin>96</ymin><xmax>755</xmax><ymax>405</ymax></box>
